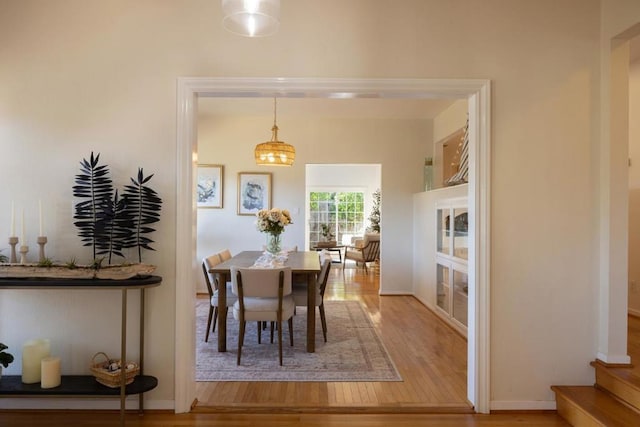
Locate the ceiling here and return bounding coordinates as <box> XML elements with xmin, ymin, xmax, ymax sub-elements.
<box><xmin>198</xmin><ymin>97</ymin><xmax>459</xmax><ymax>120</ymax></box>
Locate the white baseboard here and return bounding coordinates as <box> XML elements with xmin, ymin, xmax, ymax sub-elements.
<box><xmin>596</xmin><ymin>351</ymin><xmax>631</xmax><ymax>365</ymax></box>
<box><xmin>490</xmin><ymin>400</ymin><xmax>557</xmax><ymax>411</ymax></box>
<box><xmin>0</xmin><ymin>398</ymin><xmax>174</xmax><ymax>410</ymax></box>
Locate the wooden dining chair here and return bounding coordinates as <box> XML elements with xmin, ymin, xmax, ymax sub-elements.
<box><xmin>292</xmin><ymin>257</ymin><xmax>332</xmax><ymax>342</ymax></box>
<box><xmin>343</xmin><ymin>233</ymin><xmax>380</xmax><ymax>272</ymax></box>
<box><xmin>202</xmin><ymin>254</ymin><xmax>237</xmax><ymax>342</ymax></box>
<box><xmin>231</xmin><ymin>267</ymin><xmax>294</xmax><ymax>366</ymax></box>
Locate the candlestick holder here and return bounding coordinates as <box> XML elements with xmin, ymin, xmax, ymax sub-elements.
<box><xmin>19</xmin><ymin>245</ymin><xmax>29</xmax><ymax>264</ymax></box>
<box><xmin>37</xmin><ymin>236</ymin><xmax>48</xmax><ymax>262</ymax></box>
<box><xmin>8</xmin><ymin>237</ymin><xmax>18</xmax><ymax>263</ymax></box>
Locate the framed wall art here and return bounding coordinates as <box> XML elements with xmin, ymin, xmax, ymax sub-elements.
<box><xmin>237</xmin><ymin>172</ymin><xmax>271</xmax><ymax>215</ymax></box>
<box><xmin>197</xmin><ymin>164</ymin><xmax>223</xmax><ymax>208</ymax></box>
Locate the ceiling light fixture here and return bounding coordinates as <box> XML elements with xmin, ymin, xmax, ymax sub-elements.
<box><xmin>222</xmin><ymin>0</ymin><xmax>280</xmax><ymax>37</ymax></box>
<box><xmin>254</xmin><ymin>97</ymin><xmax>295</xmax><ymax>166</ymax></box>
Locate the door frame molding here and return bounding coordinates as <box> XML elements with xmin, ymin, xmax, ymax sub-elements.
<box><xmin>175</xmin><ymin>77</ymin><xmax>491</xmax><ymax>413</ymax></box>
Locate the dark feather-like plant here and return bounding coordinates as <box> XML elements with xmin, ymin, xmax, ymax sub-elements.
<box><xmin>97</xmin><ymin>190</ymin><xmax>134</xmax><ymax>264</ymax></box>
<box><xmin>122</xmin><ymin>168</ymin><xmax>162</xmax><ymax>263</ymax></box>
<box><xmin>73</xmin><ymin>152</ymin><xmax>114</xmax><ymax>260</ymax></box>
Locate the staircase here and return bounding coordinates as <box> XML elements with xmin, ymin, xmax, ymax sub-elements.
<box><xmin>552</xmin><ymin>360</ymin><xmax>640</xmax><ymax>426</ymax></box>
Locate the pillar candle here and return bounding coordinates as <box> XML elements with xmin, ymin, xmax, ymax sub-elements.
<box><xmin>21</xmin><ymin>338</ymin><xmax>51</xmax><ymax>384</ymax></box>
<box><xmin>39</xmin><ymin>200</ymin><xmax>43</xmax><ymax>236</ymax></box>
<box><xmin>40</xmin><ymin>356</ymin><xmax>61</xmax><ymax>389</ymax></box>
<box><xmin>10</xmin><ymin>201</ymin><xmax>15</xmax><ymax>237</ymax></box>
<box><xmin>20</xmin><ymin>209</ymin><xmax>25</xmax><ymax>243</ymax></box>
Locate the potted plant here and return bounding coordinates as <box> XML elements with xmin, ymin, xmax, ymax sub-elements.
<box><xmin>320</xmin><ymin>224</ymin><xmax>335</xmax><ymax>242</ymax></box>
<box><xmin>0</xmin><ymin>343</ymin><xmax>14</xmax><ymax>378</ymax></box>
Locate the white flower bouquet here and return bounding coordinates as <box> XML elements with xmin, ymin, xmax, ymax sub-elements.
<box><xmin>256</xmin><ymin>208</ymin><xmax>293</xmax><ymax>236</ymax></box>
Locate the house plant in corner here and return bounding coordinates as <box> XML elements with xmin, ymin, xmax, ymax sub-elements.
<box><xmin>0</xmin><ymin>343</ymin><xmax>14</xmax><ymax>380</ymax></box>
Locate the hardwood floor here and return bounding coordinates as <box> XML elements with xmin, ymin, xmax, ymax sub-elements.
<box><xmin>0</xmin><ymin>410</ymin><xmax>570</xmax><ymax>426</ymax></box>
<box><xmin>195</xmin><ymin>262</ymin><xmax>469</xmax><ymax>412</ymax></box>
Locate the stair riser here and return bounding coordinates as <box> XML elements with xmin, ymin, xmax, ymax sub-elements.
<box><xmin>594</xmin><ymin>368</ymin><xmax>640</xmax><ymax>410</ymax></box>
<box><xmin>555</xmin><ymin>393</ymin><xmax>607</xmax><ymax>427</ymax></box>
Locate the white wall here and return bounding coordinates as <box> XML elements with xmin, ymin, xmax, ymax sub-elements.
<box><xmin>197</xmin><ymin>114</ymin><xmax>428</xmax><ymax>294</ymax></box>
<box><xmin>0</xmin><ymin>0</ymin><xmax>610</xmax><ymax>410</ymax></box>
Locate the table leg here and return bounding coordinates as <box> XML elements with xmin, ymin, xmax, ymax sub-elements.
<box><xmin>120</xmin><ymin>289</ymin><xmax>127</xmax><ymax>426</ymax></box>
<box><xmin>138</xmin><ymin>288</ymin><xmax>145</xmax><ymax>413</ymax></box>
<box><xmin>306</xmin><ymin>273</ymin><xmax>316</xmax><ymax>353</ymax></box>
<box><xmin>216</xmin><ymin>272</ymin><xmax>227</xmax><ymax>352</ymax></box>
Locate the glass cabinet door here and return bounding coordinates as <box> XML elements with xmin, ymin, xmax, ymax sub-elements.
<box><xmin>452</xmin><ymin>268</ymin><xmax>468</xmax><ymax>327</ymax></box>
<box><xmin>437</xmin><ymin>263</ymin><xmax>450</xmax><ymax>314</ymax></box>
<box><xmin>437</xmin><ymin>209</ymin><xmax>450</xmax><ymax>255</ymax></box>
<box><xmin>452</xmin><ymin>207</ymin><xmax>468</xmax><ymax>260</ymax></box>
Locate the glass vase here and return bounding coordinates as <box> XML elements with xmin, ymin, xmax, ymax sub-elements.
<box><xmin>265</xmin><ymin>233</ymin><xmax>282</xmax><ymax>255</ymax></box>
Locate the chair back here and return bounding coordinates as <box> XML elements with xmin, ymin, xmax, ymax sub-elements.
<box><xmin>317</xmin><ymin>258</ymin><xmax>332</xmax><ymax>297</ymax></box>
<box><xmin>231</xmin><ymin>267</ymin><xmax>292</xmax><ymax>299</ymax></box>
<box><xmin>219</xmin><ymin>249</ymin><xmax>232</xmax><ymax>261</ymax></box>
<box><xmin>202</xmin><ymin>254</ymin><xmax>223</xmax><ymax>296</ymax></box>
<box><xmin>362</xmin><ymin>233</ymin><xmax>380</xmax><ymax>262</ymax></box>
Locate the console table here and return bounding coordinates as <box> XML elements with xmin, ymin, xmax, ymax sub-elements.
<box><xmin>0</xmin><ymin>275</ymin><xmax>162</xmax><ymax>425</ymax></box>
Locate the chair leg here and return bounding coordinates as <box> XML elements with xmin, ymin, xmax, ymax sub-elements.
<box><xmin>212</xmin><ymin>307</ymin><xmax>219</xmax><ymax>333</ymax></box>
<box><xmin>257</xmin><ymin>321</ymin><xmax>262</xmax><ymax>344</ymax></box>
<box><xmin>237</xmin><ymin>320</ymin><xmax>246</xmax><ymax>365</ymax></box>
<box><xmin>270</xmin><ymin>322</ymin><xmax>276</xmax><ymax>343</ymax></box>
<box><xmin>205</xmin><ymin>306</ymin><xmax>214</xmax><ymax>342</ymax></box>
<box><xmin>277</xmin><ymin>320</ymin><xmax>283</xmax><ymax>366</ymax></box>
<box><xmin>319</xmin><ymin>304</ymin><xmax>327</xmax><ymax>342</ymax></box>
<box><xmin>288</xmin><ymin>317</ymin><xmax>294</xmax><ymax>346</ymax></box>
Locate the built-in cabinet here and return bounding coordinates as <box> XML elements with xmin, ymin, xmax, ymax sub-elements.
<box><xmin>435</xmin><ymin>198</ymin><xmax>468</xmax><ymax>330</ymax></box>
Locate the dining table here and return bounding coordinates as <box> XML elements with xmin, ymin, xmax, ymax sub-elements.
<box><xmin>209</xmin><ymin>250</ymin><xmax>322</xmax><ymax>353</ymax></box>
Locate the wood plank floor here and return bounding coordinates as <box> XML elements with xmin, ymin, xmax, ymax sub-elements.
<box><xmin>195</xmin><ymin>263</ymin><xmax>469</xmax><ymax>412</ymax></box>
<box><xmin>0</xmin><ymin>410</ymin><xmax>570</xmax><ymax>426</ymax></box>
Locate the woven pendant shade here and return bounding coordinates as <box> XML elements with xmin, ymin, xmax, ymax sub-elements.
<box><xmin>255</xmin><ymin>98</ymin><xmax>295</xmax><ymax>166</ymax></box>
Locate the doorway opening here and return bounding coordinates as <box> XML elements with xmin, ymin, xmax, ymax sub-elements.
<box><xmin>176</xmin><ymin>77</ymin><xmax>491</xmax><ymax>413</ymax></box>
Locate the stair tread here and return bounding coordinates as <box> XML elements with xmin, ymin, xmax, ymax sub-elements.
<box><xmin>552</xmin><ymin>385</ymin><xmax>640</xmax><ymax>426</ymax></box>
<box><xmin>591</xmin><ymin>361</ymin><xmax>640</xmax><ymax>391</ymax></box>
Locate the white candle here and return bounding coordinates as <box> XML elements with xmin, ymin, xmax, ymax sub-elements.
<box><xmin>10</xmin><ymin>201</ymin><xmax>15</xmax><ymax>237</ymax></box>
<box><xmin>39</xmin><ymin>200</ymin><xmax>43</xmax><ymax>236</ymax></box>
<box><xmin>21</xmin><ymin>338</ymin><xmax>51</xmax><ymax>384</ymax></box>
<box><xmin>21</xmin><ymin>209</ymin><xmax>25</xmax><ymax>243</ymax></box>
<box><xmin>40</xmin><ymin>356</ymin><xmax>61</xmax><ymax>389</ymax></box>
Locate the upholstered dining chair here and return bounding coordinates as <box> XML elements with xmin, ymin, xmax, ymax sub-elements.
<box><xmin>202</xmin><ymin>254</ymin><xmax>237</xmax><ymax>342</ymax></box>
<box><xmin>343</xmin><ymin>233</ymin><xmax>380</xmax><ymax>272</ymax></box>
<box><xmin>292</xmin><ymin>257</ymin><xmax>332</xmax><ymax>342</ymax></box>
<box><xmin>231</xmin><ymin>267</ymin><xmax>295</xmax><ymax>366</ymax></box>
<box><xmin>219</xmin><ymin>249</ymin><xmax>232</xmax><ymax>261</ymax></box>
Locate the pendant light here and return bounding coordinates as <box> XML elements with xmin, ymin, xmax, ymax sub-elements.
<box><xmin>254</xmin><ymin>97</ymin><xmax>295</xmax><ymax>166</ymax></box>
<box><xmin>222</xmin><ymin>0</ymin><xmax>280</xmax><ymax>37</ymax></box>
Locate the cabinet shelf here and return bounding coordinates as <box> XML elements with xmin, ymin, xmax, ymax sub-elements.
<box><xmin>0</xmin><ymin>375</ymin><xmax>157</xmax><ymax>396</ymax></box>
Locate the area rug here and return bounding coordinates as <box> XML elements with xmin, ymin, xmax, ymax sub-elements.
<box><xmin>196</xmin><ymin>299</ymin><xmax>402</xmax><ymax>382</ymax></box>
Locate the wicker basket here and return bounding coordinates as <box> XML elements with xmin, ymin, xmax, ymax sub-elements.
<box><xmin>90</xmin><ymin>352</ymin><xmax>139</xmax><ymax>388</ymax></box>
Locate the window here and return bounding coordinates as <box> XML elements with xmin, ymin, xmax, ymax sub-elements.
<box><xmin>309</xmin><ymin>191</ymin><xmax>365</xmax><ymax>248</ymax></box>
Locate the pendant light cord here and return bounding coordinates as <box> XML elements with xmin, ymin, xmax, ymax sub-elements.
<box><xmin>273</xmin><ymin>97</ymin><xmax>277</xmax><ymax>127</ymax></box>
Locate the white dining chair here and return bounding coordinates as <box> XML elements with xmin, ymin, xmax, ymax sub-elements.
<box><xmin>292</xmin><ymin>258</ymin><xmax>332</xmax><ymax>342</ymax></box>
<box><xmin>202</xmin><ymin>254</ymin><xmax>237</xmax><ymax>342</ymax></box>
<box><xmin>231</xmin><ymin>267</ymin><xmax>295</xmax><ymax>365</ymax></box>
